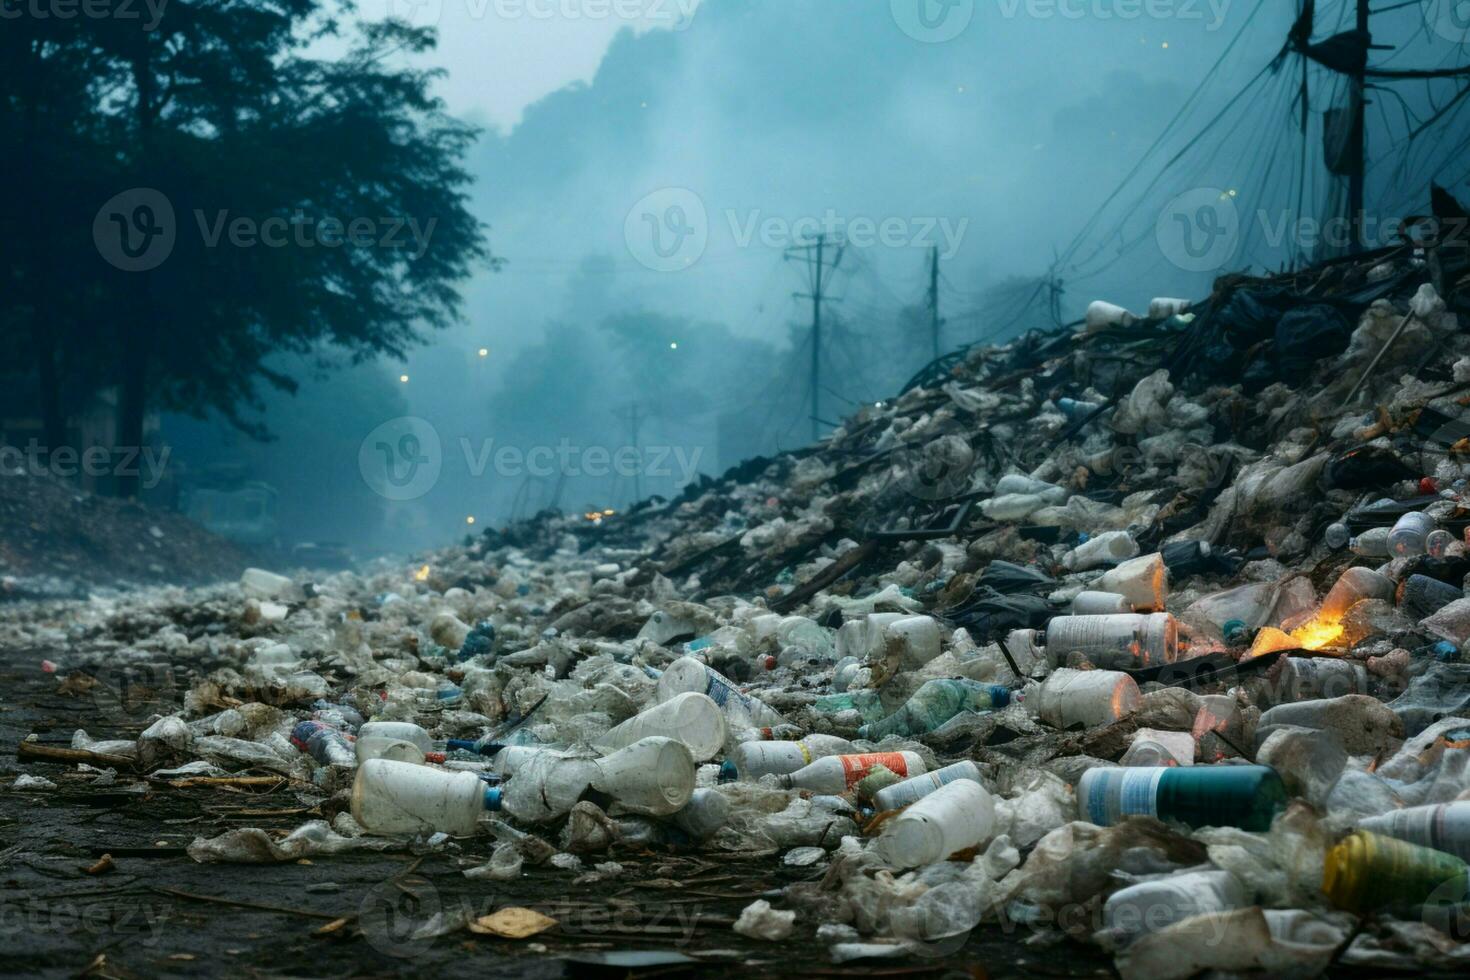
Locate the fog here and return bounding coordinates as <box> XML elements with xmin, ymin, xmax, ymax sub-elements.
<box><xmin>161</xmin><ymin>0</ymin><xmax>1468</xmax><ymax>555</ymax></box>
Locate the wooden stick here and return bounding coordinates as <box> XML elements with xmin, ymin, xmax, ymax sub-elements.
<box><xmin>17</xmin><ymin>742</ymin><xmax>135</xmax><ymax>769</ymax></box>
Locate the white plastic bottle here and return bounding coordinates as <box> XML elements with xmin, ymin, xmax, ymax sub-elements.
<box><xmin>1032</xmin><ymin>668</ymin><xmax>1141</xmax><ymax>728</ymax></box>
<box><xmin>776</xmin><ymin>751</ymin><xmax>926</xmax><ymax>793</ymax></box>
<box><xmin>1071</xmin><ymin>591</ymin><xmax>1132</xmax><ymax>615</ymax></box>
<box><xmin>356</xmin><ymin>735</ymin><xmax>439</xmax><ymax>765</ymax></box>
<box><xmin>995</xmin><ymin>473</ymin><xmax>1068</xmax><ymax>502</ymax></box>
<box><xmin>1348</xmin><ymin>526</ymin><xmax>1391</xmax><ymax>557</ymax></box>
<box><xmin>1388</xmin><ymin>511</ymin><xmax>1435</xmax><ymax>558</ymax></box>
<box><xmin>1357</xmin><ymin>801</ymin><xmax>1470</xmax><ymax>861</ymax></box>
<box><xmin>492</xmin><ymin>744</ymin><xmax>565</xmax><ymax>775</ymax></box>
<box><xmin>871</xmin><ymin>760</ymin><xmax>983</xmax><ymax>812</ymax></box>
<box><xmin>1102</xmin><ymin>870</ymin><xmax>1247</xmax><ymax>943</ymax></box>
<box><xmin>981</xmin><ymin>493</ymin><xmax>1048</xmax><ymax>521</ymax></box>
<box><xmin>725</xmin><ymin>733</ymin><xmax>856</xmax><ymax>780</ymax></box>
<box><xmin>594</xmin><ymin>692</ymin><xmax>727</xmax><ymax>761</ymax></box>
<box><xmin>590</xmin><ymin>737</ymin><xmax>696</xmax><ymax>816</ymax></box>
<box><xmin>351</xmin><ymin>758</ymin><xmax>497</xmax><ymax>835</ymax></box>
<box><xmin>872</xmin><ymin>779</ymin><xmax>995</xmax><ymax>868</ymax></box>
<box><xmin>1063</xmin><ymin>531</ymin><xmax>1139</xmax><ymax>571</ymax></box>
<box><xmin>1096</xmin><ymin>553</ymin><xmax>1168</xmax><ymax>611</ymax></box>
<box><xmin>358</xmin><ymin>720</ymin><xmax>434</xmax><ymax>751</ymax></box>
<box><xmin>656</xmin><ymin>657</ymin><xmax>786</xmax><ymax>728</ymax></box>
<box><xmin>1043</xmin><ymin>613</ymin><xmax>1177</xmax><ymax>669</ymax></box>
<box><xmin>673</xmin><ymin>787</ymin><xmax>731</xmax><ymax>840</ymax></box>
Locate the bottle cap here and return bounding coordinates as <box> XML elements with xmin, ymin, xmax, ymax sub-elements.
<box><xmin>717</xmin><ymin>760</ymin><xmax>738</xmax><ymax>783</ymax></box>
<box><xmin>483</xmin><ymin>786</ymin><xmax>503</xmax><ymax>811</ymax></box>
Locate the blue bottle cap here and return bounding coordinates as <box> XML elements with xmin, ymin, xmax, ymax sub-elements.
<box><xmin>717</xmin><ymin>760</ymin><xmax>738</xmax><ymax>783</ymax></box>
<box><xmin>483</xmin><ymin>786</ymin><xmax>502</xmax><ymax>811</ymax></box>
<box><xmin>991</xmin><ymin>686</ymin><xmax>1012</xmax><ymax>708</ymax></box>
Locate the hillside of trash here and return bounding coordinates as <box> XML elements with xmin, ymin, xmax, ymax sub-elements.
<box><xmin>9</xmin><ymin>240</ymin><xmax>1470</xmax><ymax>976</ymax></box>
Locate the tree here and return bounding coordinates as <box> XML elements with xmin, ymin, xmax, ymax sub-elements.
<box><xmin>10</xmin><ymin>3</ymin><xmax>493</xmax><ymax>495</ymax></box>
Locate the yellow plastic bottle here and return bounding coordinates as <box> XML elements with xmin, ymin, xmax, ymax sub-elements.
<box><xmin>1323</xmin><ymin>830</ymin><xmax>1469</xmax><ymax>913</ymax></box>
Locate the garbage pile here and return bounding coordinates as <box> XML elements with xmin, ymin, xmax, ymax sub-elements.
<box><xmin>13</xmin><ymin>242</ymin><xmax>1470</xmax><ymax>973</ymax></box>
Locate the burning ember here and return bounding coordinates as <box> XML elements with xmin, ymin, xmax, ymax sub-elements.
<box><xmin>1247</xmin><ymin>618</ymin><xmax>1344</xmax><ymax>657</ymax></box>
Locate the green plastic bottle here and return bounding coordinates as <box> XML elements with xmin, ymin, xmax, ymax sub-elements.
<box><xmin>1077</xmin><ymin>764</ymin><xmax>1288</xmax><ymax>832</ymax></box>
<box><xmin>858</xmin><ymin>679</ymin><xmax>1012</xmax><ymax>739</ymax></box>
<box><xmin>1324</xmin><ymin>830</ymin><xmax>1470</xmax><ymax>913</ymax></box>
<box><xmin>814</xmin><ymin>688</ymin><xmax>886</xmax><ymax>724</ymax></box>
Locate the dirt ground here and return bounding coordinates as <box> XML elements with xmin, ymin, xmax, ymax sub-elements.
<box><xmin>0</xmin><ymin>641</ymin><xmax>1121</xmax><ymax>980</ymax></box>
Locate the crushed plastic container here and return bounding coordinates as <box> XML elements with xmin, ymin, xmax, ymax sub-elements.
<box><xmin>871</xmin><ymin>778</ymin><xmax>995</xmax><ymax>868</ymax></box>
<box><xmin>290</xmin><ymin>720</ymin><xmax>355</xmax><ymax>767</ymax></box>
<box><xmin>1077</xmin><ymin>764</ymin><xmax>1287</xmax><ymax>831</ymax></box>
<box><xmin>857</xmin><ymin>679</ymin><xmax>1010</xmax><ymax>739</ymax></box>
<box><xmin>1033</xmin><ymin>667</ymin><xmax>1141</xmax><ymax>728</ymax></box>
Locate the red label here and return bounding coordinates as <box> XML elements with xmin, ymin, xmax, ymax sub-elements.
<box><xmin>838</xmin><ymin>752</ymin><xmax>910</xmax><ymax>788</ymax></box>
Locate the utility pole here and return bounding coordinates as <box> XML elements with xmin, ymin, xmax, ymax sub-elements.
<box><xmin>785</xmin><ymin>234</ymin><xmax>845</xmax><ymax>442</ymax></box>
<box><xmin>1349</xmin><ymin>0</ymin><xmax>1370</xmax><ymax>254</ymax></box>
<box><xmin>926</xmin><ymin>246</ymin><xmax>944</xmax><ymax>362</ymax></box>
<box><xmin>612</xmin><ymin>402</ymin><xmax>644</xmax><ymax>504</ymax></box>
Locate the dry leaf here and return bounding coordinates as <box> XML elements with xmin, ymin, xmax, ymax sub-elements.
<box><xmin>314</xmin><ymin>917</ymin><xmax>350</xmax><ymax>936</ymax></box>
<box><xmin>467</xmin><ymin>907</ymin><xmax>557</xmax><ymax>939</ymax></box>
<box><xmin>85</xmin><ymin>854</ymin><xmax>115</xmax><ymax>875</ymax></box>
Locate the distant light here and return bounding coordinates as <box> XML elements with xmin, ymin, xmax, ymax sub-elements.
<box><xmin>669</xmin><ymin>341</ymin><xmax>679</xmax><ymax>350</ymax></box>
<box><xmin>1161</xmin><ymin>41</ymin><xmax>1169</xmax><ymax>49</ymax></box>
<box><xmin>466</xmin><ymin>515</ymin><xmax>476</xmax><ymax>525</ymax></box>
<box><xmin>414</xmin><ymin>564</ymin><xmax>431</xmax><ymax>582</ymax></box>
<box><xmin>478</xmin><ymin>347</ymin><xmax>489</xmax><ymax>357</ymax></box>
<box><xmin>399</xmin><ymin>374</ymin><xmax>409</xmax><ymax>383</ymax></box>
<box><xmin>603</xmin><ymin>508</ymin><xmax>615</xmax><ymax>516</ymax></box>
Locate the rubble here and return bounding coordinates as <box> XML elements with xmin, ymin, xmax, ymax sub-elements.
<box><xmin>10</xmin><ymin>245</ymin><xmax>1470</xmax><ymax>972</ymax></box>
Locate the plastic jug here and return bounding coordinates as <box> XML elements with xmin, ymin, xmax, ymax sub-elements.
<box><xmin>1077</xmin><ymin>764</ymin><xmax>1287</xmax><ymax>831</ymax></box>
<box><xmin>777</xmin><ymin>751</ymin><xmax>927</xmax><ymax>793</ymax></box>
<box><xmin>594</xmin><ymin>692</ymin><xmax>727</xmax><ymax>761</ymax></box>
<box><xmin>1033</xmin><ymin>668</ymin><xmax>1141</xmax><ymax>728</ymax></box>
<box><xmin>871</xmin><ymin>760</ymin><xmax>984</xmax><ymax>812</ymax></box>
<box><xmin>1096</xmin><ymin>553</ymin><xmax>1168</xmax><ymax>611</ymax></box>
<box><xmin>351</xmin><ymin>758</ymin><xmax>498</xmax><ymax>835</ymax></box>
<box><xmin>1043</xmin><ymin>613</ymin><xmax>1177</xmax><ymax>669</ymax></box>
<box><xmin>589</xmin><ymin>737</ymin><xmax>696</xmax><ymax>816</ymax></box>
<box><xmin>725</xmin><ymin>734</ymin><xmax>856</xmax><ymax>780</ymax></box>
<box><xmin>872</xmin><ymin>779</ymin><xmax>995</xmax><ymax>869</ymax></box>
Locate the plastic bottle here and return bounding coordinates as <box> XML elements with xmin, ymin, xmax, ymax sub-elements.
<box><xmin>672</xmin><ymin>787</ymin><xmax>731</xmax><ymax>840</ymax></box>
<box><xmin>1427</xmin><ymin>528</ymin><xmax>1457</xmax><ymax>558</ymax></box>
<box><xmin>1032</xmin><ymin>668</ymin><xmax>1141</xmax><ymax>728</ymax></box>
<box><xmin>1319</xmin><ymin>566</ymin><xmax>1395</xmax><ymax>621</ymax></box>
<box><xmin>351</xmin><ymin>758</ymin><xmax>499</xmax><ymax>835</ymax></box>
<box><xmin>981</xmin><ymin>493</ymin><xmax>1049</xmax><ymax>522</ymax></box>
<box><xmin>776</xmin><ymin>751</ymin><xmax>927</xmax><ymax>794</ymax></box>
<box><xmin>1388</xmin><ymin>511</ymin><xmax>1437</xmax><ymax>558</ymax></box>
<box><xmin>289</xmin><ymin>720</ymin><xmax>355</xmax><ymax>767</ymax></box>
<box><xmin>593</xmin><ymin>692</ymin><xmax>726</xmax><ymax>761</ymax></box>
<box><xmin>1072</xmin><ymin>591</ymin><xmax>1132</xmax><ymax>615</ymax></box>
<box><xmin>588</xmin><ymin>737</ymin><xmax>696</xmax><ymax>816</ymax></box>
<box><xmin>656</xmin><ymin>657</ymin><xmax>786</xmax><ymax>728</ymax></box>
<box><xmin>1063</xmin><ymin>531</ymin><xmax>1139</xmax><ymax>572</ymax></box>
<box><xmin>1397</xmin><ymin>574</ymin><xmax>1464</xmax><ymax>620</ymax></box>
<box><xmin>491</xmin><ymin>744</ymin><xmax>565</xmax><ymax>776</ymax></box>
<box><xmin>857</xmin><ymin>679</ymin><xmax>1011</xmax><ymax>739</ymax></box>
<box><xmin>872</xmin><ymin>779</ymin><xmax>995</xmax><ymax>869</ymax></box>
<box><xmin>813</xmin><ymin>688</ymin><xmax>886</xmax><ymax>723</ymax></box>
<box><xmin>1324</xmin><ymin>522</ymin><xmax>1351</xmax><ymax>550</ymax></box>
<box><xmin>724</xmin><ymin>733</ymin><xmax>856</xmax><ymax>780</ymax></box>
<box><xmin>355</xmin><ymin>721</ymin><xmax>486</xmax><ymax>763</ymax></box>
<box><xmin>1042</xmin><ymin>613</ymin><xmax>1178</xmax><ymax>669</ymax></box>
<box><xmin>1119</xmin><ymin>737</ymin><xmax>1185</xmax><ymax>767</ymax></box>
<box><xmin>1102</xmin><ymin>870</ymin><xmax>1246</xmax><ymax>943</ymax></box>
<box><xmin>1057</xmin><ymin>397</ymin><xmax>1104</xmax><ymax>423</ymax></box>
<box><xmin>1096</xmin><ymin>553</ymin><xmax>1169</xmax><ymax>611</ymax></box>
<box><xmin>1348</xmin><ymin>526</ymin><xmax>1391</xmax><ymax>557</ymax></box>
<box><xmin>1358</xmin><ymin>802</ymin><xmax>1470</xmax><ymax>861</ymax></box>
<box><xmin>995</xmin><ymin>473</ymin><xmax>1068</xmax><ymax>502</ymax></box>
<box><xmin>831</xmin><ymin>656</ymin><xmax>862</xmax><ymax>692</ymax></box>
<box><xmin>871</xmin><ymin>760</ymin><xmax>983</xmax><ymax>812</ymax></box>
<box><xmin>1322</xmin><ymin>830</ymin><xmax>1469</xmax><ymax>913</ymax></box>
<box><xmin>1076</xmin><ymin>764</ymin><xmax>1287</xmax><ymax>832</ymax></box>
<box><xmin>1272</xmin><ymin>657</ymin><xmax>1368</xmax><ymax>703</ymax></box>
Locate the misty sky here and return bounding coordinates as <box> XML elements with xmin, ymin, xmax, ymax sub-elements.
<box><xmin>173</xmin><ymin>0</ymin><xmax>1470</xmax><ymax>554</ymax></box>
